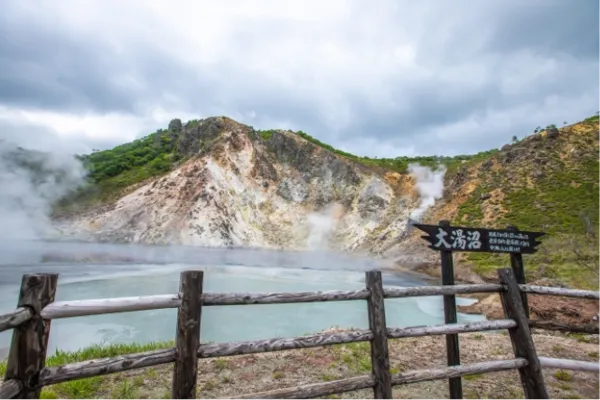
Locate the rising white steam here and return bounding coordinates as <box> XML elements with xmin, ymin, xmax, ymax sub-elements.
<box><xmin>306</xmin><ymin>203</ymin><xmax>344</xmax><ymax>250</ymax></box>
<box><xmin>0</xmin><ymin>141</ymin><xmax>87</xmax><ymax>241</ymax></box>
<box><xmin>408</xmin><ymin>163</ymin><xmax>446</xmax><ymax>222</ymax></box>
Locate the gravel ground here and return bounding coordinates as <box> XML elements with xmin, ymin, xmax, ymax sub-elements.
<box><xmin>56</xmin><ymin>330</ymin><xmax>599</xmax><ymax>399</ymax></box>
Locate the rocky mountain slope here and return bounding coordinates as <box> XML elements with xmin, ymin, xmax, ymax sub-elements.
<box><xmin>52</xmin><ymin>117</ymin><xmax>421</xmax><ymax>258</ymax></box>
<box><xmin>5</xmin><ymin>113</ymin><xmax>598</xmax><ymax>288</ymax></box>
<box><xmin>411</xmin><ymin>115</ymin><xmax>599</xmax><ymax>288</ymax></box>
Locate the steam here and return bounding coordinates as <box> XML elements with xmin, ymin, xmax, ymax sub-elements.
<box><xmin>408</xmin><ymin>163</ymin><xmax>446</xmax><ymax>222</ymax></box>
<box><xmin>0</xmin><ymin>141</ymin><xmax>87</xmax><ymax>241</ymax></box>
<box><xmin>306</xmin><ymin>203</ymin><xmax>344</xmax><ymax>250</ymax></box>
<box><xmin>0</xmin><ymin>138</ymin><xmax>383</xmax><ymax>274</ymax></box>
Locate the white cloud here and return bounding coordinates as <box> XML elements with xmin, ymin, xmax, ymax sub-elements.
<box><xmin>0</xmin><ymin>0</ymin><xmax>597</xmax><ymax>156</ymax></box>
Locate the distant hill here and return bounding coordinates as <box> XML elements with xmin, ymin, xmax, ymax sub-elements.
<box><xmin>4</xmin><ymin>113</ymin><xmax>598</xmax><ymax>288</ymax></box>
<box><xmin>416</xmin><ymin>114</ymin><xmax>599</xmax><ymax>289</ymax></box>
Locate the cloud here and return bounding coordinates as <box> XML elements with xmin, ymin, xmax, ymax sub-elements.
<box><xmin>0</xmin><ymin>0</ymin><xmax>597</xmax><ymax>156</ymax></box>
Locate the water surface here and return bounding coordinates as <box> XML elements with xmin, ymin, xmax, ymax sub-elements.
<box><xmin>0</xmin><ymin>259</ymin><xmax>484</xmax><ymax>356</ymax></box>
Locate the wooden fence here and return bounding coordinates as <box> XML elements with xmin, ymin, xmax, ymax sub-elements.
<box><xmin>0</xmin><ymin>268</ymin><xmax>598</xmax><ymax>399</ymax></box>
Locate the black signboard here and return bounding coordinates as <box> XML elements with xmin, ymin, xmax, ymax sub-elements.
<box><xmin>413</xmin><ymin>223</ymin><xmax>545</xmax><ymax>254</ymax></box>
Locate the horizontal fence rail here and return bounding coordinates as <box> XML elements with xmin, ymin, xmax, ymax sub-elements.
<box><xmin>519</xmin><ymin>285</ymin><xmax>600</xmax><ymax>299</ymax></box>
<box><xmin>539</xmin><ymin>357</ymin><xmax>600</xmax><ymax>372</ymax></box>
<box><xmin>38</xmin><ymin>283</ymin><xmax>600</xmax><ymax>320</ymax></box>
<box><xmin>0</xmin><ymin>379</ymin><xmax>23</xmax><ymax>399</ymax></box>
<box><xmin>529</xmin><ymin>320</ymin><xmax>599</xmax><ymax>334</ymax></box>
<box><xmin>233</xmin><ymin>358</ymin><xmax>529</xmax><ymax>399</ymax></box>
<box><xmin>40</xmin><ymin>285</ymin><xmax>500</xmax><ymax>320</ymax></box>
<box><xmin>38</xmin><ymin>319</ymin><xmax>519</xmax><ymax>387</ymax></box>
<box><xmin>236</xmin><ymin>374</ymin><xmax>376</xmax><ymax>399</ymax></box>
<box><xmin>384</xmin><ymin>284</ymin><xmax>503</xmax><ymax>298</ymax></box>
<box><xmin>0</xmin><ymin>307</ymin><xmax>32</xmax><ymax>333</ymax></box>
<box><xmin>2</xmin><ymin>268</ymin><xmax>599</xmax><ymax>400</ymax></box>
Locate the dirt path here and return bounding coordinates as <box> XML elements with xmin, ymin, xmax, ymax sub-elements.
<box><xmin>43</xmin><ymin>331</ymin><xmax>599</xmax><ymax>399</ymax></box>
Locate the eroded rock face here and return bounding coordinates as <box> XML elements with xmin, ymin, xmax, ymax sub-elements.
<box><xmin>277</xmin><ymin>177</ymin><xmax>308</xmax><ymax>203</ymax></box>
<box><xmin>57</xmin><ymin>119</ymin><xmax>419</xmax><ymax>255</ymax></box>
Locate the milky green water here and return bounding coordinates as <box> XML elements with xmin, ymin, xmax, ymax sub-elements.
<box><xmin>0</xmin><ymin>261</ymin><xmax>484</xmax><ymax>356</ymax></box>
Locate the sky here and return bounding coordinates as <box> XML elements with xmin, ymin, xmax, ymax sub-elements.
<box><xmin>0</xmin><ymin>0</ymin><xmax>598</xmax><ymax>157</ymax></box>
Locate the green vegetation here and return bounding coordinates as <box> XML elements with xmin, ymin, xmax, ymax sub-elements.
<box><xmin>54</xmin><ymin>115</ymin><xmax>499</xmax><ymax>211</ymax></box>
<box><xmin>583</xmin><ymin>113</ymin><xmax>599</xmax><ymax>124</ymax></box>
<box><xmin>257</xmin><ymin>129</ymin><xmax>276</xmax><ymax>140</ymax></box>
<box><xmin>554</xmin><ymin>370</ymin><xmax>573</xmax><ymax>382</ymax></box>
<box><xmin>463</xmin><ymin>373</ymin><xmax>484</xmax><ymax>381</ymax></box>
<box><xmin>257</xmin><ymin>127</ymin><xmax>497</xmax><ymax>174</ymax></box>
<box><xmin>43</xmin><ymin>111</ymin><xmax>598</xmax><ymax>290</ymax></box>
<box><xmin>55</xmin><ymin>127</ymin><xmax>186</xmax><ymax>209</ymax></box>
<box><xmin>455</xmin><ymin>115</ymin><xmax>599</xmax><ymax>288</ymax></box>
<box><xmin>332</xmin><ymin>341</ymin><xmax>371</xmax><ymax>373</ymax></box>
<box><xmin>283</xmin><ymin>129</ymin><xmax>499</xmax><ymax>174</ymax></box>
<box><xmin>0</xmin><ymin>341</ymin><xmax>173</xmax><ymax>399</ymax></box>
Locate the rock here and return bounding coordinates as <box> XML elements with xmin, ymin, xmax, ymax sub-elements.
<box><xmin>529</xmin><ymin>134</ymin><xmax>542</xmax><ymax>142</ymax></box>
<box><xmin>479</xmin><ymin>193</ymin><xmax>491</xmax><ymax>201</ymax></box>
<box><xmin>481</xmin><ymin>160</ymin><xmax>493</xmax><ymax>171</ymax></box>
<box><xmin>533</xmin><ymin>157</ymin><xmax>546</xmax><ymax>166</ymax></box>
<box><xmin>168</xmin><ymin>118</ymin><xmax>183</xmax><ymax>133</ymax></box>
<box><xmin>501</xmin><ymin>151</ymin><xmax>515</xmax><ymax>164</ymax></box>
<box><xmin>546</xmin><ymin>126</ymin><xmax>559</xmax><ymax>139</ymax></box>
<box><xmin>357</xmin><ymin>178</ymin><xmax>391</xmax><ymax>218</ymax></box>
<box><xmin>267</xmin><ymin>131</ymin><xmax>361</xmax><ymax>185</ymax></box>
<box><xmin>532</xmin><ymin>170</ymin><xmax>545</xmax><ymax>179</ymax></box>
<box><xmin>276</xmin><ymin>177</ymin><xmax>309</xmax><ymax>203</ymax></box>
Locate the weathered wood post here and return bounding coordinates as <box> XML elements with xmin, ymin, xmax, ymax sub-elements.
<box><xmin>497</xmin><ymin>268</ymin><xmax>548</xmax><ymax>399</ymax></box>
<box><xmin>172</xmin><ymin>270</ymin><xmax>204</xmax><ymax>399</ymax></box>
<box><xmin>5</xmin><ymin>273</ymin><xmax>58</xmax><ymax>399</ymax></box>
<box><xmin>507</xmin><ymin>225</ymin><xmax>529</xmax><ymax>318</ymax></box>
<box><xmin>439</xmin><ymin>220</ymin><xmax>462</xmax><ymax>399</ymax></box>
<box><xmin>365</xmin><ymin>271</ymin><xmax>392</xmax><ymax>399</ymax></box>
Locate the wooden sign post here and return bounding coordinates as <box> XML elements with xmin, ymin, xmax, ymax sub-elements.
<box><xmin>413</xmin><ymin>221</ymin><xmax>545</xmax><ymax>399</ymax></box>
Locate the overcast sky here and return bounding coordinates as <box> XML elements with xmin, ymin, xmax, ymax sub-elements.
<box><xmin>0</xmin><ymin>0</ymin><xmax>598</xmax><ymax>157</ymax></box>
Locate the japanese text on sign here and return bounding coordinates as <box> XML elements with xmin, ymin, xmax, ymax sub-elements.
<box><xmin>413</xmin><ymin>222</ymin><xmax>545</xmax><ymax>254</ymax></box>
<box><xmin>434</xmin><ymin>228</ymin><xmax>482</xmax><ymax>250</ymax></box>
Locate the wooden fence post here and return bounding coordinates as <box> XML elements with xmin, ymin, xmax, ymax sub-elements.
<box><xmin>172</xmin><ymin>270</ymin><xmax>204</xmax><ymax>399</ymax></box>
<box><xmin>497</xmin><ymin>268</ymin><xmax>548</xmax><ymax>399</ymax></box>
<box><xmin>507</xmin><ymin>225</ymin><xmax>529</xmax><ymax>318</ymax></box>
<box><xmin>439</xmin><ymin>220</ymin><xmax>462</xmax><ymax>399</ymax></box>
<box><xmin>4</xmin><ymin>273</ymin><xmax>58</xmax><ymax>399</ymax></box>
<box><xmin>365</xmin><ymin>271</ymin><xmax>392</xmax><ymax>399</ymax></box>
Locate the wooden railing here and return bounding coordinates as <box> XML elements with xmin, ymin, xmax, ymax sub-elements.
<box><xmin>0</xmin><ymin>268</ymin><xmax>598</xmax><ymax>399</ymax></box>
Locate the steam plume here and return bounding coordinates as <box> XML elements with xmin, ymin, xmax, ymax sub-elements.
<box><xmin>408</xmin><ymin>163</ymin><xmax>446</xmax><ymax>222</ymax></box>
<box><xmin>0</xmin><ymin>141</ymin><xmax>87</xmax><ymax>241</ymax></box>
<box><xmin>306</xmin><ymin>203</ymin><xmax>344</xmax><ymax>250</ymax></box>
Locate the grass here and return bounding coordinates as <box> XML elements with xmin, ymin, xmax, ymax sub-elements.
<box><xmin>453</xmin><ymin>117</ymin><xmax>600</xmax><ymax>289</ymax></box>
<box><xmin>333</xmin><ymin>342</ymin><xmax>371</xmax><ymax>373</ymax></box>
<box><xmin>554</xmin><ymin>370</ymin><xmax>573</xmax><ymax>382</ymax></box>
<box><xmin>463</xmin><ymin>373</ymin><xmax>484</xmax><ymax>381</ymax></box>
<box><xmin>214</xmin><ymin>358</ymin><xmax>229</xmax><ymax>371</ymax></box>
<box><xmin>565</xmin><ymin>394</ymin><xmax>583</xmax><ymax>399</ymax></box>
<box><xmin>0</xmin><ymin>341</ymin><xmax>173</xmax><ymax>399</ymax></box>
